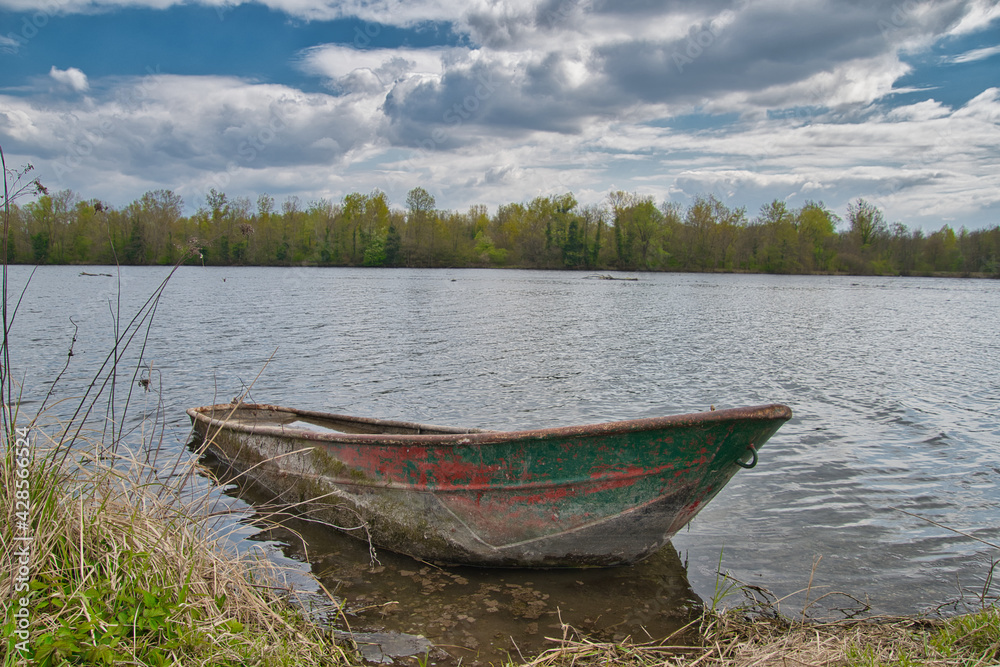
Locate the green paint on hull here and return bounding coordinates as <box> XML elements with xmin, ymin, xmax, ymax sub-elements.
<box><xmin>189</xmin><ymin>403</ymin><xmax>791</xmax><ymax>567</ymax></box>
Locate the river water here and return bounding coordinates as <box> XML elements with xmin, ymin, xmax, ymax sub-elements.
<box><xmin>7</xmin><ymin>266</ymin><xmax>999</xmax><ymax>663</ymax></box>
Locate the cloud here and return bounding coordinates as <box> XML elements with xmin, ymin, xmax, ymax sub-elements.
<box><xmin>0</xmin><ymin>34</ymin><xmax>22</xmax><ymax>53</ymax></box>
<box><xmin>0</xmin><ymin>73</ymin><xmax>383</xmax><ymax>206</ymax></box>
<box><xmin>2</xmin><ymin>0</ymin><xmax>999</xmax><ymax>230</ymax></box>
<box><xmin>943</xmin><ymin>0</ymin><xmax>1000</xmax><ymax>36</ymax></box>
<box><xmin>945</xmin><ymin>44</ymin><xmax>1000</xmax><ymax>64</ymax></box>
<box><xmin>361</xmin><ymin>4</ymin><xmax>916</xmax><ymax>156</ymax></box>
<box><xmin>294</xmin><ymin>0</ymin><xmax>995</xmax><ymax>152</ymax></box>
<box><xmin>951</xmin><ymin>86</ymin><xmax>1000</xmax><ymax>120</ymax></box>
<box><xmin>4</xmin><ymin>65</ymin><xmax>998</xmax><ymax>229</ymax></box>
<box><xmin>0</xmin><ymin>0</ymin><xmax>467</xmax><ymax>23</ymax></box>
<box><xmin>49</xmin><ymin>66</ymin><xmax>89</xmax><ymax>92</ymax></box>
<box><xmin>887</xmin><ymin>99</ymin><xmax>951</xmax><ymax>121</ymax></box>
<box><xmin>298</xmin><ymin>45</ymin><xmax>451</xmax><ymax>84</ymax></box>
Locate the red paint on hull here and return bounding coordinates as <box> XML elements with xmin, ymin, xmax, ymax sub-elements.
<box><xmin>188</xmin><ymin>402</ymin><xmax>792</xmax><ymax>567</ymax></box>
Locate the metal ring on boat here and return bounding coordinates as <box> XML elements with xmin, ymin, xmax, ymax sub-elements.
<box><xmin>735</xmin><ymin>444</ymin><xmax>758</xmax><ymax>469</ymax></box>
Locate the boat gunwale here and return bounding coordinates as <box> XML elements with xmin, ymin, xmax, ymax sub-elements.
<box><xmin>187</xmin><ymin>402</ymin><xmax>793</xmax><ymax>446</ymax></box>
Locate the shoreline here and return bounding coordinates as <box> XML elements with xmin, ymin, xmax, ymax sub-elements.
<box><xmin>6</xmin><ymin>261</ymin><xmax>1000</xmax><ymax>280</ymax></box>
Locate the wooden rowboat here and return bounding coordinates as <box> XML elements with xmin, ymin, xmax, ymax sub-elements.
<box><xmin>188</xmin><ymin>402</ymin><xmax>791</xmax><ymax>567</ymax></box>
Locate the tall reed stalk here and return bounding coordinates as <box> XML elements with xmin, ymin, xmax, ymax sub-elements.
<box><xmin>0</xmin><ymin>146</ymin><xmax>357</xmax><ymax>666</ymax></box>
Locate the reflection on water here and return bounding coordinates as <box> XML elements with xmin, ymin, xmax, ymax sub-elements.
<box><xmin>244</xmin><ymin>503</ymin><xmax>699</xmax><ymax>665</ymax></box>
<box><xmin>8</xmin><ymin>266</ymin><xmax>1000</xmax><ymax>652</ymax></box>
<box><xmin>293</xmin><ymin>524</ymin><xmax>695</xmax><ymax>665</ymax></box>
<box><xmin>203</xmin><ymin>447</ymin><xmax>700</xmax><ymax>665</ymax></box>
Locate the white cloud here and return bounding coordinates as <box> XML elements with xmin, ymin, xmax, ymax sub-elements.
<box><xmin>0</xmin><ymin>0</ymin><xmax>467</xmax><ymax>23</ymax></box>
<box><xmin>0</xmin><ymin>34</ymin><xmax>22</xmax><ymax>53</ymax></box>
<box><xmin>887</xmin><ymin>99</ymin><xmax>950</xmax><ymax>121</ymax></box>
<box><xmin>299</xmin><ymin>45</ymin><xmax>453</xmax><ymax>83</ymax></box>
<box><xmin>0</xmin><ymin>73</ymin><xmax>383</xmax><ymax>206</ymax></box>
<box><xmin>2</xmin><ymin>0</ymin><xmax>999</xmax><ymax>230</ymax></box>
<box><xmin>951</xmin><ymin>87</ymin><xmax>1000</xmax><ymax>121</ymax></box>
<box><xmin>5</xmin><ymin>64</ymin><xmax>998</xmax><ymax>230</ymax></box>
<box><xmin>945</xmin><ymin>0</ymin><xmax>1000</xmax><ymax>36</ymax></box>
<box><xmin>945</xmin><ymin>44</ymin><xmax>1000</xmax><ymax>63</ymax></box>
<box><xmin>49</xmin><ymin>66</ymin><xmax>89</xmax><ymax>92</ymax></box>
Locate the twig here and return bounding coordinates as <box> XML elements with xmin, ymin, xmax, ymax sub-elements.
<box><xmin>893</xmin><ymin>508</ymin><xmax>1000</xmax><ymax>550</ymax></box>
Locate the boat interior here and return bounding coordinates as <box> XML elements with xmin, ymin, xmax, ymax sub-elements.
<box><xmin>200</xmin><ymin>405</ymin><xmax>490</xmax><ymax>436</ymax></box>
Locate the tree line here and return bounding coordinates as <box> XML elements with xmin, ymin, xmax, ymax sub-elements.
<box><xmin>5</xmin><ymin>186</ymin><xmax>999</xmax><ymax>277</ymax></box>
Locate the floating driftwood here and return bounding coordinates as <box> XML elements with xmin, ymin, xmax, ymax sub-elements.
<box><xmin>584</xmin><ymin>274</ymin><xmax>639</xmax><ymax>281</ymax></box>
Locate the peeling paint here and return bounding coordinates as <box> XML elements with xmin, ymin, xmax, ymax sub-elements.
<box><xmin>189</xmin><ymin>402</ymin><xmax>791</xmax><ymax>567</ymax></box>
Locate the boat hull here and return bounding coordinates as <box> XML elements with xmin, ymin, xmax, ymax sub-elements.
<box><xmin>188</xmin><ymin>403</ymin><xmax>791</xmax><ymax>567</ymax></box>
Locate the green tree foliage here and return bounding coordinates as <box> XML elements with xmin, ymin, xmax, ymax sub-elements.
<box><xmin>384</xmin><ymin>224</ymin><xmax>402</xmax><ymax>267</ymax></box>
<box><xmin>122</xmin><ymin>189</ymin><xmax>185</xmax><ymax>264</ymax></box>
<box><xmin>30</xmin><ymin>230</ymin><xmax>49</xmax><ymax>263</ymax></box>
<box><xmin>673</xmin><ymin>194</ymin><xmax>746</xmax><ymax>271</ymax></box>
<box><xmin>404</xmin><ymin>187</ymin><xmax>436</xmax><ymax>265</ymax></box>
<box><xmin>362</xmin><ymin>235</ymin><xmax>387</xmax><ymax>266</ymax></box>
<box><xmin>6</xmin><ymin>186</ymin><xmax>998</xmax><ymax>277</ymax></box>
<box><xmin>754</xmin><ymin>199</ymin><xmax>798</xmax><ymax>273</ymax></box>
<box><xmin>847</xmin><ymin>198</ymin><xmax>888</xmax><ymax>248</ymax></box>
<box><xmin>24</xmin><ymin>191</ymin><xmax>78</xmax><ymax>264</ymax></box>
<box><xmin>796</xmin><ymin>201</ymin><xmax>838</xmax><ymax>272</ymax></box>
<box><xmin>610</xmin><ymin>194</ymin><xmax>665</xmax><ymax>270</ymax></box>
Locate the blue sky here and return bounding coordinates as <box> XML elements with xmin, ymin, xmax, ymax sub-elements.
<box><xmin>1</xmin><ymin>0</ymin><xmax>998</xmax><ymax>231</ymax></box>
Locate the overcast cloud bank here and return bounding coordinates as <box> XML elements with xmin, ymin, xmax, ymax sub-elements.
<box><xmin>1</xmin><ymin>0</ymin><xmax>998</xmax><ymax>230</ymax></box>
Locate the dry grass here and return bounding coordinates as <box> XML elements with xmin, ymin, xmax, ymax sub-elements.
<box><xmin>517</xmin><ymin>538</ymin><xmax>999</xmax><ymax>667</ymax></box>
<box><xmin>508</xmin><ymin>611</ymin><xmax>1000</xmax><ymax>667</ymax></box>
<box><xmin>1</xmin><ymin>153</ymin><xmax>360</xmax><ymax>664</ymax></box>
<box><xmin>0</xmin><ymin>423</ymin><xmax>360</xmax><ymax>666</ymax></box>
<box><xmin>510</xmin><ymin>588</ymin><xmax>999</xmax><ymax>667</ymax></box>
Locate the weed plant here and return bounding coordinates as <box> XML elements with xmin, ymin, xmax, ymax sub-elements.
<box><xmin>1</xmin><ymin>433</ymin><xmax>358</xmax><ymax>666</ymax></box>
<box><xmin>0</xmin><ymin>146</ymin><xmax>357</xmax><ymax>666</ymax></box>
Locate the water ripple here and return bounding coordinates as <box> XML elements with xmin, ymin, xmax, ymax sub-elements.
<box><xmin>7</xmin><ymin>266</ymin><xmax>999</xmax><ymax>615</ymax></box>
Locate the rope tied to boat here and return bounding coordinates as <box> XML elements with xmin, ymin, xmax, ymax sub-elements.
<box><xmin>735</xmin><ymin>443</ymin><xmax>758</xmax><ymax>469</ymax></box>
